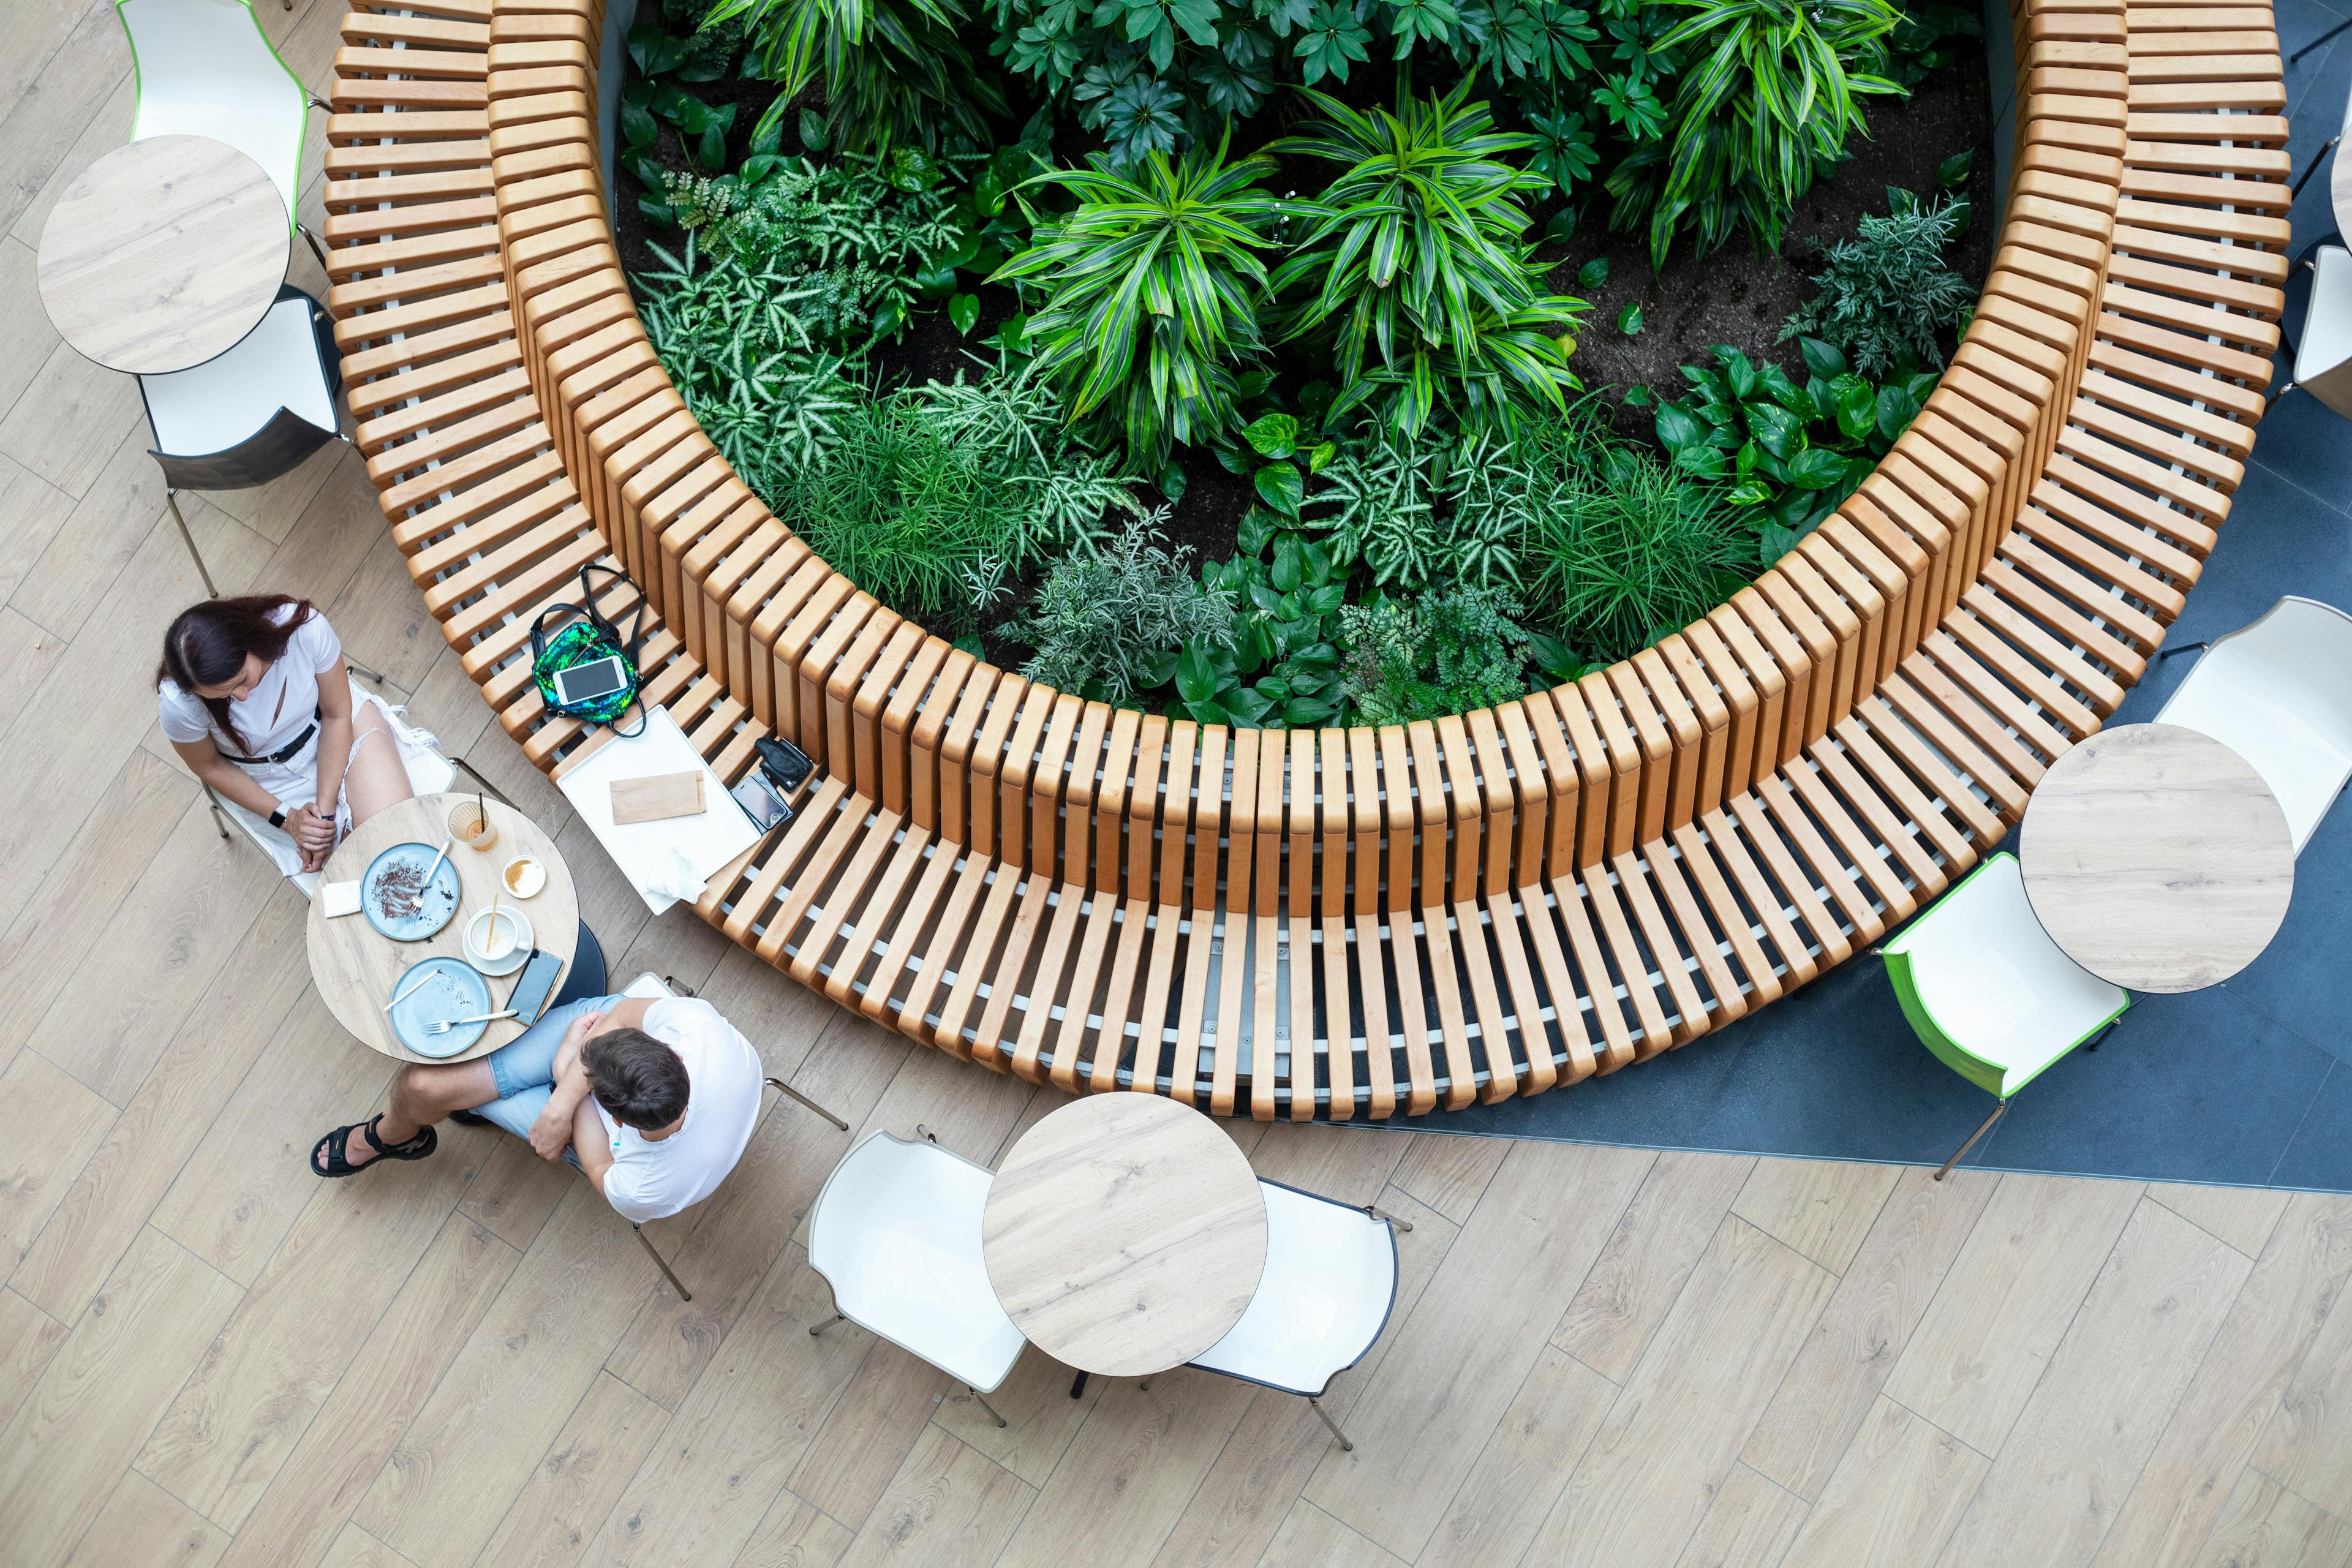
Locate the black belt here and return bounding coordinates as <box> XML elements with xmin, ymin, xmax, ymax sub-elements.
<box><xmin>224</xmin><ymin>706</ymin><xmax>323</xmax><ymax>766</ymax></box>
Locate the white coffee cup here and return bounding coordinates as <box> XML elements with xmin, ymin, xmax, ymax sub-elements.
<box><xmin>464</xmin><ymin>906</ymin><xmax>532</xmax><ymax>974</ymax></box>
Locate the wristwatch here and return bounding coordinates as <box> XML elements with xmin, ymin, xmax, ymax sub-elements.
<box><xmin>268</xmin><ymin>806</ymin><xmax>288</xmax><ymax>829</ymax></box>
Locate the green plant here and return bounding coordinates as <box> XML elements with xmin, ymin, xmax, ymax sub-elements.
<box><xmin>994</xmin><ymin>132</ymin><xmax>1280</xmax><ymax>467</ymax></box>
<box><xmin>1016</xmin><ymin>513</ymin><xmax>1235</xmax><ymax>702</ymax></box>
<box><xmin>634</xmin><ymin>238</ymin><xmax>865</xmax><ymax>492</ymax></box>
<box><xmin>1654</xmin><ymin>339</ymin><xmax>1928</xmax><ymax>561</ymax></box>
<box><xmin>1780</xmin><ymin>187</ymin><xmax>1973</xmax><ymax>377</ymax></box>
<box><xmin>1520</xmin><ymin>434</ymin><xmax>1750</xmax><ymax>659</ymax></box>
<box><xmin>1268</xmin><ymin>83</ymin><xmax>1587</xmax><ymax>441</ymax></box>
<box><xmin>706</xmin><ymin>0</ymin><xmax>1006</xmax><ymax>153</ymax></box>
<box><xmin>1886</xmin><ymin>0</ymin><xmax>1981</xmax><ymax>88</ymax></box>
<box><xmin>1179</xmin><ymin>537</ymin><xmax>1350</xmax><ymax>726</ymax></box>
<box><xmin>1341</xmin><ymin>586</ymin><xmax>1536</xmax><ymax>723</ymax></box>
<box><xmin>914</xmin><ymin>359</ymin><xmax>1141</xmax><ymax>570</ymax></box>
<box><xmin>1605</xmin><ymin>0</ymin><xmax>1902</xmax><ymax>269</ymax></box>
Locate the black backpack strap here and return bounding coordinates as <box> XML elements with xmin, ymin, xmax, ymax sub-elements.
<box><xmin>576</xmin><ymin>563</ymin><xmax>646</xmax><ymax>667</ymax></box>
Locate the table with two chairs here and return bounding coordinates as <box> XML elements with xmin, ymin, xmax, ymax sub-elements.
<box><xmin>33</xmin><ymin>0</ymin><xmax>347</xmax><ymax>598</ymax></box>
<box><xmin>1886</xmin><ymin>596</ymin><xmax>2352</xmax><ymax>1176</ymax></box>
<box><xmin>805</xmin><ymin>1092</ymin><xmax>1408</xmax><ymax>1452</ymax></box>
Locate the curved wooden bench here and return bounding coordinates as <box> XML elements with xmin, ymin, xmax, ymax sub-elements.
<box><xmin>323</xmin><ymin>0</ymin><xmax>2284</xmax><ymax>1118</ymax></box>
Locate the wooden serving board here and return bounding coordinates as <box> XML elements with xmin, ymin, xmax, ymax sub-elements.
<box><xmin>610</xmin><ymin>770</ymin><xmax>705</xmax><ymax>824</ymax></box>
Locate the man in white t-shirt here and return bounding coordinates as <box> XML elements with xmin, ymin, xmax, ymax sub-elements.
<box><xmin>311</xmin><ymin>991</ymin><xmax>766</xmax><ymax>1223</ymax></box>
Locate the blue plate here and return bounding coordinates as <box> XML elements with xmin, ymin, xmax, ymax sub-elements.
<box><xmin>388</xmin><ymin>958</ymin><xmax>494</xmax><ymax>1057</ymax></box>
<box><xmin>362</xmin><ymin>841</ymin><xmax>461</xmax><ymax>940</ymax></box>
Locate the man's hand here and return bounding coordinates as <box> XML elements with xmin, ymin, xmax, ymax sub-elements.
<box><xmin>552</xmin><ymin>1009</ymin><xmax>604</xmax><ymax>1082</ymax></box>
<box><xmin>527</xmin><ymin>1099</ymin><xmax>573</xmax><ymax>1162</ymax></box>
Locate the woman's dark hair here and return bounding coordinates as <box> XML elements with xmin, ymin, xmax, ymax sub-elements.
<box><xmin>156</xmin><ymin>594</ymin><xmax>319</xmax><ymax>754</ymax></box>
<box><xmin>584</xmin><ymin>1028</ymin><xmax>692</xmax><ymax>1131</ymax></box>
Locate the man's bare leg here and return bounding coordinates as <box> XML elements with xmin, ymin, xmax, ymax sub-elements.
<box><xmin>319</xmin><ymin>1058</ymin><xmax>497</xmax><ymax>1173</ymax></box>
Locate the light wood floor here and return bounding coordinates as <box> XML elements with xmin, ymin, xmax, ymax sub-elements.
<box><xmin>5</xmin><ymin>7</ymin><xmax>2352</xmax><ymax>1566</ymax></box>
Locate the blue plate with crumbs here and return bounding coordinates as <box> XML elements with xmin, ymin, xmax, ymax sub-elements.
<box><xmin>362</xmin><ymin>841</ymin><xmax>461</xmax><ymax>941</ymax></box>
<box><xmin>388</xmin><ymin>957</ymin><xmax>493</xmax><ymax>1057</ymax></box>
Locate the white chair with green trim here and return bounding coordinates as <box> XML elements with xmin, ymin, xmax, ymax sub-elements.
<box><xmin>118</xmin><ymin>0</ymin><xmax>328</xmax><ymax>244</ymax></box>
<box><xmin>1882</xmin><ymin>853</ymin><xmax>2128</xmax><ymax>1180</ymax></box>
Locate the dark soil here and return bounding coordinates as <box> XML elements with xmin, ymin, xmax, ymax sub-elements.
<box><xmin>1548</xmin><ymin>52</ymin><xmax>1997</xmax><ymax>433</ymax></box>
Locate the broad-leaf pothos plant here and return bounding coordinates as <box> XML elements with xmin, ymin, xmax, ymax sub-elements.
<box><xmin>1267</xmin><ymin>83</ymin><xmax>1587</xmax><ymax>441</ymax></box>
<box><xmin>993</xmin><ymin>131</ymin><xmax>1281</xmax><ymax>467</ymax></box>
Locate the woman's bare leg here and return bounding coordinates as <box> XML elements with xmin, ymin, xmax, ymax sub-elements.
<box><xmin>341</xmin><ymin>704</ymin><xmax>415</xmax><ymax>827</ymax></box>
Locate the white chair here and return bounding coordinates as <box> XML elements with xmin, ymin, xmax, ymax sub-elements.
<box><xmin>119</xmin><ymin>0</ymin><xmax>325</xmax><ymax>221</ymax></box>
<box><xmin>142</xmin><ymin>287</ymin><xmax>347</xmax><ymax>595</ymax></box>
<box><xmin>2283</xmin><ymin>244</ymin><xmax>2352</xmax><ymax>423</ymax></box>
<box><xmin>2155</xmin><ymin>597</ymin><xmax>2352</xmax><ymax>854</ymax></box>
<box><xmin>806</xmin><ymin>1128</ymin><xmax>1027</xmax><ymax>1425</ymax></box>
<box><xmin>1881</xmin><ymin>854</ymin><xmax>2130</xmax><ymax>1179</ymax></box>
<box><xmin>1183</xmin><ymin>1180</ymin><xmax>1404</xmax><ymax>1452</ymax></box>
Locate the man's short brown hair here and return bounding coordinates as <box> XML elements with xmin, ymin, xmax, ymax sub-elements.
<box><xmin>584</xmin><ymin>1027</ymin><xmax>689</xmax><ymax>1130</ymax></box>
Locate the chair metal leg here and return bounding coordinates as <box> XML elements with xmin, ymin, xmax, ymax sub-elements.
<box><xmin>764</xmin><ymin>1076</ymin><xmax>850</xmax><ymax>1131</ymax></box>
<box><xmin>665</xmin><ymin>974</ymin><xmax>697</xmax><ymax>997</ymax></box>
<box><xmin>632</xmin><ymin>1223</ymin><xmax>692</xmax><ymax>1301</ymax></box>
<box><xmin>342</xmin><ymin>655</ymin><xmax>385</xmax><ymax>685</ymax></box>
<box><xmin>163</xmin><ymin>490</ymin><xmax>219</xmax><ymax>598</ymax></box>
<box><xmin>2082</xmin><ymin>1018</ymin><xmax>2123</xmax><ymax>1054</ymax></box>
<box><xmin>1364</xmin><ymin>1204</ymin><xmax>1413</xmax><ymax>1234</ymax></box>
<box><xmin>2295</xmin><ymin>136</ymin><xmax>2342</xmax><ymax>200</ymax></box>
<box><xmin>1936</xmin><ymin>1099</ymin><xmax>2007</xmax><ymax>1182</ymax></box>
<box><xmin>205</xmin><ymin>790</ymin><xmax>233</xmax><ymax>841</ymax></box>
<box><xmin>2158</xmin><ymin>639</ymin><xmax>2211</xmax><ymax>661</ymax></box>
<box><xmin>297</xmin><ymin>221</ymin><xmax>328</xmax><ymax>271</ymax></box>
<box><xmin>1138</xmin><ymin>1377</ymin><xmax>1152</xmax><ymax>1391</ymax></box>
<box><xmin>2293</xmin><ymin>15</ymin><xmax>2352</xmax><ymax>59</ymax></box>
<box><xmin>447</xmin><ymin>754</ymin><xmax>516</xmax><ymax>807</ymax></box>
<box><xmin>1309</xmin><ymin>1397</ymin><xmax>1354</xmax><ymax>1452</ymax></box>
<box><xmin>969</xmin><ymin>1385</ymin><xmax>1008</xmax><ymax>1428</ymax></box>
<box><xmin>809</xmin><ymin>1311</ymin><xmax>846</xmax><ymax>1336</ymax></box>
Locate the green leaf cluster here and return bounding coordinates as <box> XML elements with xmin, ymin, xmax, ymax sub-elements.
<box><xmin>704</xmin><ymin>0</ymin><xmax>1008</xmax><ymax>153</ymax></box>
<box><xmin>1779</xmin><ymin>187</ymin><xmax>1975</xmax><ymax>379</ymax></box>
<box><xmin>1340</xmin><ymin>586</ymin><xmax>1538</xmax><ymax>725</ymax></box>
<box><xmin>1269</xmin><ymin>83</ymin><xmax>1587</xmax><ymax>442</ymax></box>
<box><xmin>1016</xmin><ymin>512</ymin><xmax>1238</xmax><ymax>702</ymax></box>
<box><xmin>1653</xmin><ymin>338</ymin><xmax>1928</xmax><ymax>565</ymax></box>
<box><xmin>1604</xmin><ymin>0</ymin><xmax>1902</xmax><ymax>270</ymax></box>
<box><xmin>993</xmin><ymin>132</ymin><xmax>1281</xmax><ymax>467</ymax></box>
<box><xmin>769</xmin><ymin>368</ymin><xmax>1140</xmax><ymax>620</ymax></box>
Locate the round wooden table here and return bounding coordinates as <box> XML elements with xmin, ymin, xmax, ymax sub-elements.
<box><xmin>2020</xmin><ymin>723</ymin><xmax>2294</xmax><ymax>993</ymax></box>
<box><xmin>36</xmin><ymin>135</ymin><xmax>290</xmax><ymax>375</ymax></box>
<box><xmin>306</xmin><ymin>794</ymin><xmax>579</xmax><ymax>1065</ymax></box>
<box><xmin>982</xmin><ymin>1095</ymin><xmax>1268</xmax><ymax>1384</ymax></box>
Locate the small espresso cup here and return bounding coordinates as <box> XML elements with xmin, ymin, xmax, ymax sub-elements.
<box><xmin>502</xmin><ymin>855</ymin><xmax>546</xmax><ymax>898</ymax></box>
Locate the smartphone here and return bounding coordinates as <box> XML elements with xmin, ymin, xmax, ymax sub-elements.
<box><xmin>549</xmin><ymin>655</ymin><xmax>631</xmax><ymax>710</ymax></box>
<box><xmin>731</xmin><ymin>771</ymin><xmax>794</xmax><ymax>834</ymax></box>
<box><xmin>505</xmin><ymin>948</ymin><xmax>565</xmax><ymax>1026</ymax></box>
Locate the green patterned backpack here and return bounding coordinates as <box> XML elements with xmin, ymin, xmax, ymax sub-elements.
<box><xmin>530</xmin><ymin>564</ymin><xmax>647</xmax><ymax>734</ymax></box>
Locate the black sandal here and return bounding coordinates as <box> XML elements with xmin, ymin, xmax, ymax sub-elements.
<box><xmin>449</xmin><ymin>1109</ymin><xmax>493</xmax><ymax>1127</ymax></box>
<box><xmin>313</xmin><ymin>1115</ymin><xmax>436</xmax><ymax>1178</ymax></box>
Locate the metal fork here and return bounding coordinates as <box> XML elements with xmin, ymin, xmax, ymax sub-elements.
<box><xmin>424</xmin><ymin>1010</ymin><xmax>516</xmax><ymax>1035</ymax></box>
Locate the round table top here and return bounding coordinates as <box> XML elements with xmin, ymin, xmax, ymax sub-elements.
<box><xmin>36</xmin><ymin>135</ymin><xmax>290</xmax><ymax>375</ymax></box>
<box><xmin>306</xmin><ymin>794</ymin><xmax>579</xmax><ymax>1064</ymax></box>
<box><xmin>982</xmin><ymin>1094</ymin><xmax>1268</xmax><ymax>1379</ymax></box>
<box><xmin>2021</xmin><ymin>724</ymin><xmax>2294</xmax><ymax>993</ymax></box>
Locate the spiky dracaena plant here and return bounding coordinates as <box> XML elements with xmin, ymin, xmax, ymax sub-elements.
<box><xmin>1268</xmin><ymin>82</ymin><xmax>1586</xmax><ymax>442</ymax></box>
<box><xmin>993</xmin><ymin>131</ymin><xmax>1281</xmax><ymax>468</ymax></box>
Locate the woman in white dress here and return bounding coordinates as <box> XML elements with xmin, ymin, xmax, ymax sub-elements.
<box><xmin>157</xmin><ymin>595</ymin><xmax>421</xmax><ymax>872</ymax></box>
